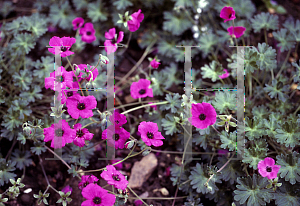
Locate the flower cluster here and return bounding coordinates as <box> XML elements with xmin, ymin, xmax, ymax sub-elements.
<box><xmin>72</xmin><ymin>17</ymin><xmax>96</xmax><ymax>43</ymax></box>
<box><xmin>130</xmin><ymin>79</ymin><xmax>153</xmax><ymax>99</ymax></box>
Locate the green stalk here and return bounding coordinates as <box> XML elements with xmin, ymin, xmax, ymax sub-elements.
<box><xmin>276</xmin><ymin>48</ymin><xmax>292</xmax><ymax>79</ymax></box>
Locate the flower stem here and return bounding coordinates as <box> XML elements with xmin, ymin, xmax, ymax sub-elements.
<box><xmin>275</xmin><ymin>48</ymin><xmax>292</xmax><ymax>79</ymax></box>
<box><xmin>127</xmin><ymin>186</ymin><xmax>150</xmax><ymax>206</ymax></box>
<box><xmin>264</xmin><ymin>28</ymin><xmax>268</xmax><ymax>44</ymax></box>
<box><xmin>121</xmin><ymin>101</ymin><xmax>168</xmax><ymax>115</ymax></box>
<box><xmin>44</xmin><ymin>145</ymin><xmax>71</xmax><ymax>170</ymax></box>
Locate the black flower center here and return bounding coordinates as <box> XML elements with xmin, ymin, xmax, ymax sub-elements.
<box><xmin>122</xmin><ymin>15</ymin><xmax>126</xmax><ymax>22</ymax></box>
<box><xmin>266</xmin><ymin>166</ymin><xmax>272</xmax><ymax>172</ymax></box>
<box><xmin>113</xmin><ymin>134</ymin><xmax>120</xmax><ymax>141</ymax></box>
<box><xmin>199</xmin><ymin>113</ymin><xmax>206</xmax><ymax>121</ymax></box>
<box><xmin>76</xmin><ymin>23</ymin><xmax>80</xmax><ymax>27</ymax></box>
<box><xmin>139</xmin><ymin>89</ymin><xmax>146</xmax><ymax>95</ymax></box>
<box><xmin>147</xmin><ymin>132</ymin><xmax>154</xmax><ymax>139</ymax></box>
<box><xmin>229</xmin><ymin>13</ymin><xmax>232</xmax><ymax>18</ymax></box>
<box><xmin>112</xmin><ymin>175</ymin><xmax>120</xmax><ymax>181</ymax></box>
<box><xmin>110</xmin><ymin>38</ymin><xmax>117</xmax><ymax>45</ymax></box>
<box><xmin>86</xmin><ymin>31</ymin><xmax>92</xmax><ymax>35</ymax></box>
<box><xmin>76</xmin><ymin>129</ymin><xmax>84</xmax><ymax>137</ymax></box>
<box><xmin>77</xmin><ymin>102</ymin><xmax>86</xmax><ymax>110</ymax></box>
<box><xmin>116</xmin><ymin>120</ymin><xmax>120</xmax><ymax>124</ymax></box>
<box><xmin>55</xmin><ymin>128</ymin><xmax>64</xmax><ymax>137</ymax></box>
<box><xmin>83</xmin><ymin>181</ymin><xmax>89</xmax><ymax>187</ymax></box>
<box><xmin>67</xmin><ymin>92</ymin><xmax>73</xmax><ymax>97</ymax></box>
<box><xmin>93</xmin><ymin>197</ymin><xmax>101</xmax><ymax>204</ymax></box>
<box><xmin>55</xmin><ymin>75</ymin><xmax>64</xmax><ymax>82</ymax></box>
<box><xmin>60</xmin><ymin>46</ymin><xmax>67</xmax><ymax>52</ymax></box>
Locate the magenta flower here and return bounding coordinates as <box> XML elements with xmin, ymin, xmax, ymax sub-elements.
<box><xmin>188</xmin><ymin>103</ymin><xmax>217</xmax><ymax>129</ymax></box>
<box><xmin>130</xmin><ymin>79</ymin><xmax>153</xmax><ymax>99</ymax></box>
<box><xmin>150</xmin><ymin>59</ymin><xmax>160</xmax><ymax>69</ymax></box>
<box><xmin>73</xmin><ymin>123</ymin><xmax>94</xmax><ymax>147</ymax></box>
<box><xmin>128</xmin><ymin>9</ymin><xmax>144</xmax><ymax>32</ymax></box>
<box><xmin>81</xmin><ymin>184</ymin><xmax>115</xmax><ymax>206</ymax></box>
<box><xmin>110</xmin><ymin>159</ymin><xmax>123</xmax><ymax>170</ymax></box>
<box><xmin>57</xmin><ymin>90</ymin><xmax>80</xmax><ymax>105</ymax></box>
<box><xmin>227</xmin><ymin>26</ymin><xmax>246</xmax><ymax>38</ymax></box>
<box><xmin>48</xmin><ymin>36</ymin><xmax>76</xmax><ymax>57</ymax></box>
<box><xmin>75</xmin><ymin>64</ymin><xmax>99</xmax><ymax>82</ymax></box>
<box><xmin>104</xmin><ymin>28</ymin><xmax>124</xmax><ymax>55</ymax></box>
<box><xmin>109</xmin><ymin>111</ymin><xmax>127</xmax><ymax>127</ymax></box>
<box><xmin>220</xmin><ymin>6</ymin><xmax>236</xmax><ymax>22</ymax></box>
<box><xmin>43</xmin><ymin>119</ymin><xmax>75</xmax><ymax>149</ymax></box>
<box><xmin>219</xmin><ymin>69</ymin><xmax>230</xmax><ymax>79</ymax></box>
<box><xmin>72</xmin><ymin>17</ymin><xmax>84</xmax><ymax>30</ymax></box>
<box><xmin>138</xmin><ymin>121</ymin><xmax>165</xmax><ymax>147</ymax></box>
<box><xmin>148</xmin><ymin>102</ymin><xmax>157</xmax><ymax>110</ymax></box>
<box><xmin>79</xmin><ymin>23</ymin><xmax>96</xmax><ymax>43</ymax></box>
<box><xmin>100</xmin><ymin>165</ymin><xmax>128</xmax><ymax>190</ymax></box>
<box><xmin>101</xmin><ymin>125</ymin><xmax>130</xmax><ymax>149</ymax></box>
<box><xmin>78</xmin><ymin>175</ymin><xmax>99</xmax><ymax>190</ymax></box>
<box><xmin>62</xmin><ymin>185</ymin><xmax>72</xmax><ymax>194</ymax></box>
<box><xmin>66</xmin><ymin>95</ymin><xmax>97</xmax><ymax>119</ymax></box>
<box><xmin>45</xmin><ymin>66</ymin><xmax>74</xmax><ymax>91</ymax></box>
<box><xmin>258</xmin><ymin>157</ymin><xmax>281</xmax><ymax>180</ymax></box>
<box><xmin>218</xmin><ymin>149</ymin><xmax>229</xmax><ymax>156</ymax></box>
<box><xmin>134</xmin><ymin>200</ymin><xmax>143</xmax><ymax>206</ymax></box>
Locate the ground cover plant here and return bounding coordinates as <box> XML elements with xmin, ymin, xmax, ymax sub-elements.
<box><xmin>1</xmin><ymin>0</ymin><xmax>300</xmax><ymax>205</ymax></box>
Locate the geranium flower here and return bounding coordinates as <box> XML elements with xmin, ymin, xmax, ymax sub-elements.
<box><xmin>220</xmin><ymin>6</ymin><xmax>236</xmax><ymax>22</ymax></box>
<box><xmin>134</xmin><ymin>200</ymin><xmax>143</xmax><ymax>206</ymax></box>
<box><xmin>101</xmin><ymin>125</ymin><xmax>130</xmax><ymax>149</ymax></box>
<box><xmin>150</xmin><ymin>59</ymin><xmax>160</xmax><ymax>69</ymax></box>
<box><xmin>45</xmin><ymin>66</ymin><xmax>74</xmax><ymax>91</ymax></box>
<box><xmin>104</xmin><ymin>28</ymin><xmax>124</xmax><ymax>55</ymax></box>
<box><xmin>48</xmin><ymin>36</ymin><xmax>76</xmax><ymax>57</ymax></box>
<box><xmin>66</xmin><ymin>95</ymin><xmax>97</xmax><ymax>119</ymax></box>
<box><xmin>62</xmin><ymin>185</ymin><xmax>72</xmax><ymax>194</ymax></box>
<box><xmin>81</xmin><ymin>183</ymin><xmax>115</xmax><ymax>206</ymax></box>
<box><xmin>73</xmin><ymin>123</ymin><xmax>94</xmax><ymax>147</ymax></box>
<box><xmin>43</xmin><ymin>119</ymin><xmax>75</xmax><ymax>149</ymax></box>
<box><xmin>138</xmin><ymin>121</ymin><xmax>165</xmax><ymax>147</ymax></box>
<box><xmin>188</xmin><ymin>103</ymin><xmax>217</xmax><ymax>129</ymax></box>
<box><xmin>110</xmin><ymin>159</ymin><xmax>123</xmax><ymax>170</ymax></box>
<box><xmin>109</xmin><ymin>111</ymin><xmax>127</xmax><ymax>127</ymax></box>
<box><xmin>130</xmin><ymin>79</ymin><xmax>153</xmax><ymax>99</ymax></box>
<box><xmin>100</xmin><ymin>165</ymin><xmax>128</xmax><ymax>190</ymax></box>
<box><xmin>57</xmin><ymin>90</ymin><xmax>80</xmax><ymax>105</ymax></box>
<box><xmin>227</xmin><ymin>26</ymin><xmax>246</xmax><ymax>38</ymax></box>
<box><xmin>72</xmin><ymin>17</ymin><xmax>84</xmax><ymax>30</ymax></box>
<box><xmin>78</xmin><ymin>175</ymin><xmax>99</xmax><ymax>190</ymax></box>
<box><xmin>219</xmin><ymin>69</ymin><xmax>230</xmax><ymax>79</ymax></box>
<box><xmin>79</xmin><ymin>23</ymin><xmax>96</xmax><ymax>43</ymax></box>
<box><xmin>258</xmin><ymin>157</ymin><xmax>281</xmax><ymax>179</ymax></box>
<box><xmin>128</xmin><ymin>9</ymin><xmax>144</xmax><ymax>32</ymax></box>
<box><xmin>75</xmin><ymin>64</ymin><xmax>99</xmax><ymax>82</ymax></box>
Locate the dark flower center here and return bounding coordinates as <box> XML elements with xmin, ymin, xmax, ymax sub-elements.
<box><xmin>116</xmin><ymin>120</ymin><xmax>120</xmax><ymax>124</ymax></box>
<box><xmin>199</xmin><ymin>113</ymin><xmax>206</xmax><ymax>121</ymax></box>
<box><xmin>76</xmin><ymin>23</ymin><xmax>80</xmax><ymax>27</ymax></box>
<box><xmin>139</xmin><ymin>89</ymin><xmax>146</xmax><ymax>95</ymax></box>
<box><xmin>229</xmin><ymin>13</ymin><xmax>232</xmax><ymax>18</ymax></box>
<box><xmin>93</xmin><ymin>197</ymin><xmax>101</xmax><ymax>204</ymax></box>
<box><xmin>112</xmin><ymin>175</ymin><xmax>120</xmax><ymax>181</ymax></box>
<box><xmin>113</xmin><ymin>134</ymin><xmax>120</xmax><ymax>141</ymax></box>
<box><xmin>83</xmin><ymin>181</ymin><xmax>89</xmax><ymax>188</ymax></box>
<box><xmin>55</xmin><ymin>75</ymin><xmax>64</xmax><ymax>82</ymax></box>
<box><xmin>77</xmin><ymin>102</ymin><xmax>86</xmax><ymax>110</ymax></box>
<box><xmin>110</xmin><ymin>38</ymin><xmax>117</xmax><ymax>45</ymax></box>
<box><xmin>67</xmin><ymin>92</ymin><xmax>73</xmax><ymax>97</ymax></box>
<box><xmin>147</xmin><ymin>132</ymin><xmax>154</xmax><ymax>139</ymax></box>
<box><xmin>60</xmin><ymin>46</ymin><xmax>67</xmax><ymax>52</ymax></box>
<box><xmin>76</xmin><ymin>129</ymin><xmax>84</xmax><ymax>137</ymax></box>
<box><xmin>55</xmin><ymin>128</ymin><xmax>64</xmax><ymax>137</ymax></box>
<box><xmin>86</xmin><ymin>31</ymin><xmax>92</xmax><ymax>35</ymax></box>
<box><xmin>266</xmin><ymin>166</ymin><xmax>272</xmax><ymax>172</ymax></box>
<box><xmin>122</xmin><ymin>15</ymin><xmax>126</xmax><ymax>22</ymax></box>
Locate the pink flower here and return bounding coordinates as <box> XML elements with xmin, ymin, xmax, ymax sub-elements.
<box><xmin>72</xmin><ymin>17</ymin><xmax>84</xmax><ymax>30</ymax></box>
<box><xmin>104</xmin><ymin>28</ymin><xmax>124</xmax><ymax>55</ymax></box>
<box><xmin>78</xmin><ymin>175</ymin><xmax>99</xmax><ymax>190</ymax></box>
<box><xmin>62</xmin><ymin>185</ymin><xmax>72</xmax><ymax>194</ymax></box>
<box><xmin>75</xmin><ymin>64</ymin><xmax>99</xmax><ymax>82</ymax></box>
<box><xmin>43</xmin><ymin>119</ymin><xmax>75</xmax><ymax>149</ymax></box>
<box><xmin>79</xmin><ymin>23</ymin><xmax>96</xmax><ymax>43</ymax></box>
<box><xmin>48</xmin><ymin>36</ymin><xmax>76</xmax><ymax>57</ymax></box>
<box><xmin>101</xmin><ymin>125</ymin><xmax>130</xmax><ymax>149</ymax></box>
<box><xmin>227</xmin><ymin>26</ymin><xmax>246</xmax><ymax>38</ymax></box>
<box><xmin>138</xmin><ymin>121</ymin><xmax>165</xmax><ymax>147</ymax></box>
<box><xmin>150</xmin><ymin>59</ymin><xmax>160</xmax><ymax>69</ymax></box>
<box><xmin>218</xmin><ymin>149</ymin><xmax>229</xmax><ymax>156</ymax></box>
<box><xmin>134</xmin><ymin>200</ymin><xmax>143</xmax><ymax>206</ymax></box>
<box><xmin>220</xmin><ymin>6</ymin><xmax>236</xmax><ymax>22</ymax></box>
<box><xmin>109</xmin><ymin>111</ymin><xmax>127</xmax><ymax>127</ymax></box>
<box><xmin>128</xmin><ymin>9</ymin><xmax>144</xmax><ymax>32</ymax></box>
<box><xmin>57</xmin><ymin>90</ymin><xmax>80</xmax><ymax>105</ymax></box>
<box><xmin>130</xmin><ymin>79</ymin><xmax>153</xmax><ymax>99</ymax></box>
<box><xmin>81</xmin><ymin>184</ymin><xmax>115</xmax><ymax>206</ymax></box>
<box><xmin>66</xmin><ymin>95</ymin><xmax>97</xmax><ymax>119</ymax></box>
<box><xmin>73</xmin><ymin>123</ymin><xmax>94</xmax><ymax>147</ymax></box>
<box><xmin>219</xmin><ymin>69</ymin><xmax>230</xmax><ymax>79</ymax></box>
<box><xmin>45</xmin><ymin>66</ymin><xmax>74</xmax><ymax>91</ymax></box>
<box><xmin>100</xmin><ymin>165</ymin><xmax>128</xmax><ymax>190</ymax></box>
<box><xmin>258</xmin><ymin>157</ymin><xmax>281</xmax><ymax>180</ymax></box>
<box><xmin>148</xmin><ymin>102</ymin><xmax>157</xmax><ymax>110</ymax></box>
<box><xmin>188</xmin><ymin>103</ymin><xmax>217</xmax><ymax>129</ymax></box>
<box><xmin>110</xmin><ymin>159</ymin><xmax>123</xmax><ymax>170</ymax></box>
<box><xmin>48</xmin><ymin>24</ymin><xmax>57</xmax><ymax>33</ymax></box>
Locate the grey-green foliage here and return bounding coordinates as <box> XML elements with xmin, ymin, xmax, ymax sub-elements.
<box><xmin>273</xmin><ymin>29</ymin><xmax>296</xmax><ymax>52</ymax></box>
<box><xmin>163</xmin><ymin>11</ymin><xmax>193</xmax><ymax>36</ymax></box>
<box><xmin>0</xmin><ymin>159</ymin><xmax>16</xmax><ymax>186</ymax></box>
<box><xmin>250</xmin><ymin>12</ymin><xmax>279</xmax><ymax>33</ymax></box>
<box><xmin>49</xmin><ymin>1</ymin><xmax>76</xmax><ymax>30</ymax></box>
<box><xmin>11</xmin><ymin>149</ymin><xmax>32</xmax><ymax>170</ymax></box>
<box><xmin>87</xmin><ymin>0</ymin><xmax>108</xmax><ymax>22</ymax></box>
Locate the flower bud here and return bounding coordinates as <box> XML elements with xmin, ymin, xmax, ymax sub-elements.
<box><xmin>125</xmin><ymin>140</ymin><xmax>134</xmax><ymax>149</ymax></box>
<box><xmin>75</xmin><ymin>68</ymin><xmax>81</xmax><ymax>76</ymax></box>
<box><xmin>142</xmin><ymin>148</ymin><xmax>151</xmax><ymax>156</ymax></box>
<box><xmin>23</xmin><ymin>126</ymin><xmax>32</xmax><ymax>135</ymax></box>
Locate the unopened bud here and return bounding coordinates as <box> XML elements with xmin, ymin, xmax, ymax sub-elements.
<box><xmin>142</xmin><ymin>148</ymin><xmax>151</xmax><ymax>156</ymax></box>
<box><xmin>125</xmin><ymin>140</ymin><xmax>134</xmax><ymax>149</ymax></box>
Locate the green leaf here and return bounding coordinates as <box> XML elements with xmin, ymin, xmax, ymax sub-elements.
<box><xmin>30</xmin><ymin>142</ymin><xmax>47</xmax><ymax>155</ymax></box>
<box><xmin>0</xmin><ymin>1</ymin><xmax>15</xmax><ymax>18</ymax></box>
<box><xmin>217</xmin><ymin>155</ymin><xmax>243</xmax><ymax>184</ymax></box>
<box><xmin>283</xmin><ymin>17</ymin><xmax>300</xmax><ymax>34</ymax></box>
<box><xmin>192</xmin><ymin>132</ymin><xmax>209</xmax><ymax>149</ymax></box>
<box><xmin>243</xmin><ymin>116</ymin><xmax>264</xmax><ymax>140</ymax></box>
<box><xmin>264</xmin><ymin>79</ymin><xmax>289</xmax><ymax>102</ymax></box>
<box><xmin>200</xmin><ymin>60</ymin><xmax>224</xmax><ymax>82</ymax></box>
<box><xmin>219</xmin><ymin>131</ymin><xmax>244</xmax><ymax>155</ymax></box>
<box><xmin>157</xmin><ymin>39</ymin><xmax>178</xmax><ymax>58</ymax></box>
<box><xmin>275</xmin><ymin>121</ymin><xmax>300</xmax><ymax>148</ymax></box>
<box><xmin>72</xmin><ymin>0</ymin><xmax>89</xmax><ymax>10</ymax></box>
<box><xmin>254</xmin><ymin>43</ymin><xmax>277</xmax><ymax>71</ymax></box>
<box><xmin>0</xmin><ymin>159</ymin><xmax>16</xmax><ymax>186</ymax></box>
<box><xmin>163</xmin><ymin>11</ymin><xmax>193</xmax><ymax>36</ymax></box>
<box><xmin>272</xmin><ymin>28</ymin><xmax>296</xmax><ymax>52</ymax></box>
<box><xmin>160</xmin><ymin>93</ymin><xmax>181</xmax><ymax>113</ymax></box>
<box><xmin>161</xmin><ymin>114</ymin><xmax>180</xmax><ymax>135</ymax></box>
<box><xmin>274</xmin><ymin>181</ymin><xmax>300</xmax><ymax>206</ymax></box>
<box><xmin>242</xmin><ymin>139</ymin><xmax>268</xmax><ymax>169</ymax></box>
<box><xmin>151</xmin><ymin>71</ymin><xmax>167</xmax><ymax>96</ymax></box>
<box><xmin>212</xmin><ymin>90</ymin><xmax>237</xmax><ymax>113</ymax></box>
<box><xmin>112</xmin><ymin>0</ymin><xmax>133</xmax><ymax>10</ymax></box>
<box><xmin>49</xmin><ymin>2</ymin><xmax>76</xmax><ymax>30</ymax></box>
<box><xmin>19</xmin><ymin>85</ymin><xmax>43</xmax><ymax>103</ymax></box>
<box><xmin>87</xmin><ymin>0</ymin><xmax>108</xmax><ymax>22</ymax></box>
<box><xmin>161</xmin><ymin>63</ymin><xmax>181</xmax><ymax>89</ymax></box>
<box><xmin>262</xmin><ymin>112</ymin><xmax>280</xmax><ymax>138</ymax></box>
<box><xmin>276</xmin><ymin>152</ymin><xmax>300</xmax><ymax>185</ymax></box>
<box><xmin>24</xmin><ymin>13</ymin><xmax>48</xmax><ymax>38</ymax></box>
<box><xmin>11</xmin><ymin>149</ymin><xmax>32</xmax><ymax>170</ymax></box>
<box><xmin>196</xmin><ymin>33</ymin><xmax>218</xmax><ymax>58</ymax></box>
<box><xmin>171</xmin><ymin>0</ymin><xmax>194</xmax><ymax>8</ymax></box>
<box><xmin>11</xmin><ymin>33</ymin><xmax>36</xmax><ymax>55</ymax></box>
<box><xmin>250</xmin><ymin>12</ymin><xmax>279</xmax><ymax>33</ymax></box>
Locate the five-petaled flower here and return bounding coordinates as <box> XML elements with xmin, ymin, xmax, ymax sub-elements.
<box><xmin>109</xmin><ymin>111</ymin><xmax>127</xmax><ymax>127</ymax></box>
<box><xmin>79</xmin><ymin>23</ymin><xmax>96</xmax><ymax>43</ymax></box>
<box><xmin>66</xmin><ymin>95</ymin><xmax>97</xmax><ymax>119</ymax></box>
<box><xmin>101</xmin><ymin>125</ymin><xmax>130</xmax><ymax>149</ymax></box>
<box><xmin>78</xmin><ymin>175</ymin><xmax>99</xmax><ymax>190</ymax></box>
<box><xmin>72</xmin><ymin>17</ymin><xmax>84</xmax><ymax>30</ymax></box>
<box><xmin>219</xmin><ymin>69</ymin><xmax>230</xmax><ymax>79</ymax></box>
<box><xmin>45</xmin><ymin>66</ymin><xmax>74</xmax><ymax>91</ymax></box>
<box><xmin>100</xmin><ymin>165</ymin><xmax>128</xmax><ymax>190</ymax></box>
<box><xmin>258</xmin><ymin>157</ymin><xmax>281</xmax><ymax>180</ymax></box>
<box><xmin>48</xmin><ymin>36</ymin><xmax>76</xmax><ymax>57</ymax></box>
<box><xmin>130</xmin><ymin>79</ymin><xmax>153</xmax><ymax>99</ymax></box>
<box><xmin>81</xmin><ymin>183</ymin><xmax>115</xmax><ymax>206</ymax></box>
<box><xmin>128</xmin><ymin>9</ymin><xmax>144</xmax><ymax>32</ymax></box>
<box><xmin>227</xmin><ymin>26</ymin><xmax>246</xmax><ymax>38</ymax></box>
<box><xmin>188</xmin><ymin>103</ymin><xmax>217</xmax><ymax>129</ymax></box>
<box><xmin>73</xmin><ymin>123</ymin><xmax>94</xmax><ymax>147</ymax></box>
<box><xmin>58</xmin><ymin>90</ymin><xmax>80</xmax><ymax>105</ymax></box>
<box><xmin>138</xmin><ymin>121</ymin><xmax>165</xmax><ymax>147</ymax></box>
<box><xmin>104</xmin><ymin>28</ymin><xmax>124</xmax><ymax>55</ymax></box>
<box><xmin>220</xmin><ymin>6</ymin><xmax>236</xmax><ymax>22</ymax></box>
<box><xmin>150</xmin><ymin>59</ymin><xmax>160</xmax><ymax>69</ymax></box>
<box><xmin>43</xmin><ymin>119</ymin><xmax>75</xmax><ymax>149</ymax></box>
